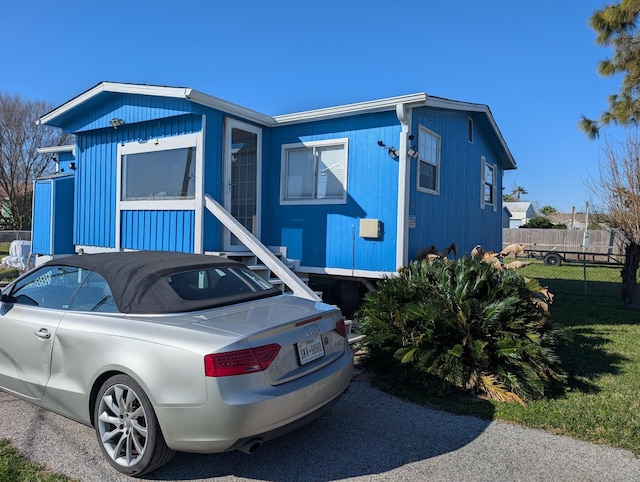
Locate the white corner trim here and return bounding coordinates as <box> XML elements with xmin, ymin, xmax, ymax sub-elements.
<box><xmin>395</xmin><ymin>103</ymin><xmax>412</xmax><ymax>271</ymax></box>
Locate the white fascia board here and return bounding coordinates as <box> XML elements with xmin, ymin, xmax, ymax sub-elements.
<box><xmin>185</xmin><ymin>89</ymin><xmax>273</xmax><ymax>126</ymax></box>
<box><xmin>37</xmin><ymin>82</ymin><xmax>189</xmax><ymax>126</ymax></box>
<box><xmin>296</xmin><ymin>265</ymin><xmax>393</xmax><ymax>279</ymax></box>
<box><xmin>38</xmin><ymin>81</ymin><xmax>275</xmax><ymax>128</ymax></box>
<box><xmin>425</xmin><ymin>96</ymin><xmax>516</xmax><ymax>170</ymax></box>
<box><xmin>273</xmin><ymin>93</ymin><xmax>427</xmax><ymax>125</ymax></box>
<box><xmin>36</xmin><ymin>144</ymin><xmax>76</xmax><ymax>156</ymax></box>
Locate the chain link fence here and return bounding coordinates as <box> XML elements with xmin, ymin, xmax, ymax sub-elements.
<box><xmin>0</xmin><ymin>231</ymin><xmax>30</xmax><ymax>243</ymax></box>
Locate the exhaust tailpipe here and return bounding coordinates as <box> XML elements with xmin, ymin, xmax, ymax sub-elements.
<box><xmin>238</xmin><ymin>438</ymin><xmax>263</xmax><ymax>454</ymax></box>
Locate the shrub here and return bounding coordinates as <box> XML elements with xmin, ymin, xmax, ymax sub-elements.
<box><xmin>520</xmin><ymin>216</ymin><xmax>567</xmax><ymax>229</ymax></box>
<box><xmin>355</xmin><ymin>258</ymin><xmax>567</xmax><ymax>404</ymax></box>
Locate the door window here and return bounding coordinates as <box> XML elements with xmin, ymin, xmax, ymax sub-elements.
<box><xmin>9</xmin><ymin>266</ymin><xmax>85</xmax><ymax>310</ymax></box>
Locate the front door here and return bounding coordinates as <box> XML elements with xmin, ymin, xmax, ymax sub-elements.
<box><xmin>224</xmin><ymin>119</ymin><xmax>262</xmax><ymax>250</ymax></box>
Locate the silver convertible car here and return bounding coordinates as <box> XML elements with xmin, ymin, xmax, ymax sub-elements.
<box><xmin>0</xmin><ymin>251</ymin><xmax>353</xmax><ymax>476</ymax></box>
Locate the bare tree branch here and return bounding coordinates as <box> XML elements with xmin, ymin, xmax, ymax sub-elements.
<box><xmin>0</xmin><ymin>93</ymin><xmax>72</xmax><ymax>230</ymax></box>
<box><xmin>588</xmin><ymin>130</ymin><xmax>640</xmax><ymax>304</ymax></box>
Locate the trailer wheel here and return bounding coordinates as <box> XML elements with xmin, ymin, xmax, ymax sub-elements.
<box><xmin>544</xmin><ymin>253</ymin><xmax>562</xmax><ymax>266</ymax></box>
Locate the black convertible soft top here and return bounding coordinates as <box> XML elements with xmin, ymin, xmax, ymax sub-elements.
<box><xmin>44</xmin><ymin>251</ymin><xmax>282</xmax><ymax>314</ymax></box>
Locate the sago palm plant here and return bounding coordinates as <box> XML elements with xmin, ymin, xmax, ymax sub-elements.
<box><xmin>355</xmin><ymin>257</ymin><xmax>566</xmax><ymax>404</ymax></box>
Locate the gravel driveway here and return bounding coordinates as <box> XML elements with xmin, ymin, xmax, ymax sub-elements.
<box><xmin>1</xmin><ymin>375</ymin><xmax>638</xmax><ymax>481</ymax></box>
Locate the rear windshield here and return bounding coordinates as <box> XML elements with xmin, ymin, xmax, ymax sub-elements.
<box><xmin>166</xmin><ymin>266</ymin><xmax>275</xmax><ymax>301</ymax></box>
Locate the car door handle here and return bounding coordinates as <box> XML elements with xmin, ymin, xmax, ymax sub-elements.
<box><xmin>34</xmin><ymin>329</ymin><xmax>51</xmax><ymax>340</ymax></box>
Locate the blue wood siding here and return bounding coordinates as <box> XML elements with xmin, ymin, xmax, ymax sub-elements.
<box><xmin>62</xmin><ymin>93</ymin><xmax>194</xmax><ymax>134</ymax></box>
<box><xmin>263</xmin><ymin>112</ymin><xmax>400</xmax><ymax>272</ymax></box>
<box><xmin>58</xmin><ymin>151</ymin><xmax>75</xmax><ymax>174</ymax></box>
<box><xmin>120</xmin><ymin>210</ymin><xmax>195</xmax><ymax>252</ymax></box>
<box><xmin>32</xmin><ymin>177</ymin><xmax>75</xmax><ymax>255</ymax></box>
<box><xmin>198</xmin><ymin>106</ymin><xmax>225</xmax><ymax>252</ymax></box>
<box><xmin>32</xmin><ymin>181</ymin><xmax>52</xmax><ymax>254</ymax></box>
<box><xmin>74</xmin><ymin>114</ymin><xmax>202</xmax><ymax>250</ymax></box>
<box><xmin>409</xmin><ymin>108</ymin><xmax>504</xmax><ymax>258</ymax></box>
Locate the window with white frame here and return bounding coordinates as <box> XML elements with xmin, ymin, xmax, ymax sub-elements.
<box><xmin>281</xmin><ymin>139</ymin><xmax>348</xmax><ymax>204</ymax></box>
<box><xmin>417</xmin><ymin>125</ymin><xmax>440</xmax><ymax>194</ymax></box>
<box><xmin>122</xmin><ymin>146</ymin><xmax>195</xmax><ymax>201</ymax></box>
<box><xmin>482</xmin><ymin>156</ymin><xmax>497</xmax><ymax>210</ymax></box>
<box><xmin>118</xmin><ymin>133</ymin><xmax>201</xmax><ymax>209</ymax></box>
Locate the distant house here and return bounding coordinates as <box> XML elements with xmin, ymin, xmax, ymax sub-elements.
<box><xmin>504</xmin><ymin>201</ymin><xmax>535</xmax><ymax>228</ymax></box>
<box><xmin>502</xmin><ymin>205</ymin><xmax>512</xmax><ymax>229</ymax></box>
<box><xmin>34</xmin><ymin>82</ymin><xmax>516</xmax><ymax>305</ymax></box>
<box><xmin>546</xmin><ymin>212</ymin><xmax>586</xmax><ymax>229</ymax></box>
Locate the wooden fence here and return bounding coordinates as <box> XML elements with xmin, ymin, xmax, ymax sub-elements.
<box><xmin>502</xmin><ymin>229</ymin><xmax>623</xmax><ymax>255</ymax></box>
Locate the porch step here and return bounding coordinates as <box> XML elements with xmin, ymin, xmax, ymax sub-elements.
<box><xmin>345</xmin><ymin>319</ymin><xmax>364</xmax><ymax>345</ymax></box>
<box><xmin>205</xmin><ymin>251</ymin><xmax>363</xmax><ymax>344</ymax></box>
<box><xmin>205</xmin><ymin>249</ymin><xmax>303</xmax><ymax>295</ymax></box>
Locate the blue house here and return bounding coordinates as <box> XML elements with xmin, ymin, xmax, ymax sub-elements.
<box><xmin>36</xmin><ymin>82</ymin><xmax>516</xmax><ymax>310</ymax></box>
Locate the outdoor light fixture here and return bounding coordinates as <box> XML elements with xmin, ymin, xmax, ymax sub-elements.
<box><xmin>378</xmin><ymin>140</ymin><xmax>399</xmax><ymax>159</ymax></box>
<box><xmin>407</xmin><ymin>134</ymin><xmax>418</xmax><ymax>159</ymax></box>
<box><xmin>109</xmin><ymin>117</ymin><xmax>125</xmax><ymax>129</ymax></box>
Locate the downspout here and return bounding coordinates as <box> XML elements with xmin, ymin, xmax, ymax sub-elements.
<box><xmin>395</xmin><ymin>103</ymin><xmax>411</xmax><ymax>270</ymax></box>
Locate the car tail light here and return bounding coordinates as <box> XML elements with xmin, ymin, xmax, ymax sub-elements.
<box><xmin>335</xmin><ymin>318</ymin><xmax>347</xmax><ymax>338</ymax></box>
<box><xmin>204</xmin><ymin>344</ymin><xmax>281</xmax><ymax>377</ymax></box>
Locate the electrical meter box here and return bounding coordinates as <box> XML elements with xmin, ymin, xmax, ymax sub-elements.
<box><xmin>359</xmin><ymin>218</ymin><xmax>381</xmax><ymax>239</ymax></box>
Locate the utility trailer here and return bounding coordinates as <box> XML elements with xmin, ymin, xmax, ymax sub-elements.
<box><xmin>524</xmin><ymin>249</ymin><xmax>624</xmax><ymax>267</ymax></box>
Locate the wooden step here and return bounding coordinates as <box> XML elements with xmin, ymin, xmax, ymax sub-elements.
<box><xmin>345</xmin><ymin>319</ymin><xmax>364</xmax><ymax>345</ymax></box>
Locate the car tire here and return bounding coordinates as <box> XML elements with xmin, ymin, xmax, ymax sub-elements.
<box><xmin>94</xmin><ymin>374</ymin><xmax>175</xmax><ymax>476</ymax></box>
<box><xmin>544</xmin><ymin>253</ymin><xmax>562</xmax><ymax>266</ymax></box>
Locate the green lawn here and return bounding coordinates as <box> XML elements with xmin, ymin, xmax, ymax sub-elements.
<box><xmin>0</xmin><ymin>439</ymin><xmax>68</xmax><ymax>481</ymax></box>
<box><xmin>388</xmin><ymin>260</ymin><xmax>640</xmax><ymax>454</ymax></box>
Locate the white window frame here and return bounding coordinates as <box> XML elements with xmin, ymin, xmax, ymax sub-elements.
<box><xmin>224</xmin><ymin>117</ymin><xmax>262</xmax><ymax>249</ymax></box>
<box><xmin>481</xmin><ymin>156</ymin><xmax>497</xmax><ymax>212</ymax></box>
<box><xmin>115</xmin><ymin>132</ymin><xmax>204</xmax><ymax>250</ymax></box>
<box><xmin>280</xmin><ymin>138</ymin><xmax>349</xmax><ymax>205</ymax></box>
<box><xmin>417</xmin><ymin>125</ymin><xmax>440</xmax><ymax>195</ymax></box>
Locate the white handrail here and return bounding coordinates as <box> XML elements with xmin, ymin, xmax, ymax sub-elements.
<box><xmin>204</xmin><ymin>194</ymin><xmax>321</xmax><ymax>301</ymax></box>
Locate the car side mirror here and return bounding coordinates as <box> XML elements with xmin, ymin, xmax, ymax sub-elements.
<box><xmin>1</xmin><ymin>293</ymin><xmax>15</xmax><ymax>304</ymax></box>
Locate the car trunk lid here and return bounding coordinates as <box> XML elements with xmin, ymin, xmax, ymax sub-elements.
<box><xmin>191</xmin><ymin>295</ymin><xmax>348</xmax><ymax>385</ymax></box>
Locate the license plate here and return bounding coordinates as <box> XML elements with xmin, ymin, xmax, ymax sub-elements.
<box><xmin>297</xmin><ymin>335</ymin><xmax>325</xmax><ymax>365</ymax></box>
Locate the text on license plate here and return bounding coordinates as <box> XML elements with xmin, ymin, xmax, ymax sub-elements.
<box><xmin>297</xmin><ymin>335</ymin><xmax>325</xmax><ymax>365</ymax></box>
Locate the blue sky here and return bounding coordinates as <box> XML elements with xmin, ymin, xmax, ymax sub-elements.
<box><xmin>0</xmin><ymin>0</ymin><xmax>623</xmax><ymax>213</ymax></box>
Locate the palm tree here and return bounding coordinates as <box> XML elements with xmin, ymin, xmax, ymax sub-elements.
<box><xmin>539</xmin><ymin>205</ymin><xmax>558</xmax><ymax>216</ymax></box>
<box><xmin>512</xmin><ymin>186</ymin><xmax>528</xmax><ymax>201</ymax></box>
